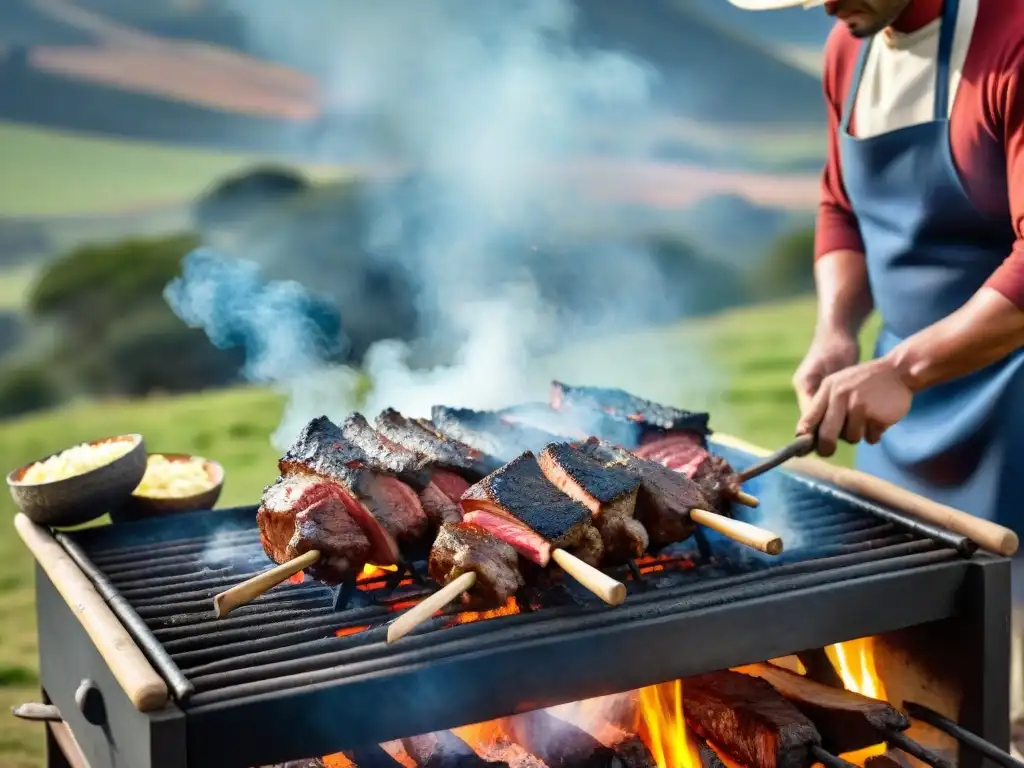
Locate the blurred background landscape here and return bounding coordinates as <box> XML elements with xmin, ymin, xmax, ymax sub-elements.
<box><xmin>0</xmin><ymin>1</ymin><xmax>850</xmax><ymax>764</ymax></box>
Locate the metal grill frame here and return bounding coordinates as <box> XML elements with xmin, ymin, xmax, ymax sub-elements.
<box><xmin>33</xmin><ymin>449</ymin><xmax>1013</xmax><ymax>768</ymax></box>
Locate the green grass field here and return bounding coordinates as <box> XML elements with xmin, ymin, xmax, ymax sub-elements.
<box><xmin>0</xmin><ymin>295</ymin><xmax>877</xmax><ymax>766</ymax></box>
<box><xmin>0</xmin><ymin>121</ymin><xmax>349</xmax><ymax>217</ymax></box>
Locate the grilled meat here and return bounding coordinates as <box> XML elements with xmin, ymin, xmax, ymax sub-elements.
<box><xmin>344</xmin><ymin>412</ymin><xmax>463</xmax><ymax>526</ymax></box>
<box><xmin>683</xmin><ymin>671</ymin><xmax>821</xmax><ymax>768</ymax></box>
<box><xmin>576</xmin><ymin>438</ymin><xmax>706</xmax><ymax>549</ymax></box>
<box><xmin>375</xmin><ymin>408</ymin><xmax>499</xmax><ymax>480</ymax></box>
<box><xmin>549</xmin><ymin>381</ymin><xmax>711</xmax><ymax>437</ymax></box>
<box><xmin>538</xmin><ymin>442</ymin><xmax>647</xmax><ymax>562</ymax></box>
<box><xmin>257</xmin><ymin>475</ymin><xmax>372</xmax><ymax>584</ymax></box>
<box><xmin>429</xmin><ymin>522</ymin><xmax>524</xmax><ymax>606</ymax></box>
<box><xmin>432</xmin><ymin>405</ymin><xmax>571</xmax><ymax>462</ymax></box>
<box><xmin>278</xmin><ymin>416</ymin><xmax>427</xmax><ymax>557</ymax></box>
<box><xmin>636</xmin><ymin>434</ymin><xmax>741</xmax><ymax>512</ymax></box>
<box><xmin>461</xmin><ymin>508</ymin><xmax>553</xmax><ymax>567</ymax></box>
<box><xmin>461</xmin><ymin>451</ymin><xmax>602</xmax><ymax>566</ymax></box>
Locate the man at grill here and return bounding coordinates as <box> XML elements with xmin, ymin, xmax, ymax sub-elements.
<box><xmin>725</xmin><ymin>0</ymin><xmax>1024</xmax><ymax>531</ymax></box>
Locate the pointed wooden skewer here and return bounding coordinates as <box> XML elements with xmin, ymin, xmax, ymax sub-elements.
<box><xmin>690</xmin><ymin>508</ymin><xmax>783</xmax><ymax>555</ymax></box>
<box><xmin>213</xmin><ymin>550</ymin><xmax>320</xmax><ymax>618</ymax></box>
<box><xmin>731</xmin><ymin>490</ymin><xmax>761</xmax><ymax>508</ymax></box>
<box><xmin>387</xmin><ymin>571</ymin><xmax>477</xmax><ymax>644</ymax></box>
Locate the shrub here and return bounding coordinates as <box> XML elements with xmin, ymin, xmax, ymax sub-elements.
<box><xmin>751</xmin><ymin>225</ymin><xmax>817</xmax><ymax>300</ymax></box>
<box><xmin>0</xmin><ymin>362</ymin><xmax>61</xmax><ymax>418</ymax></box>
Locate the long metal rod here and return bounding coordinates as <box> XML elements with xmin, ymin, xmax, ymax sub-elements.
<box><xmin>736</xmin><ymin>434</ymin><xmax>816</xmax><ymax>483</ymax></box>
<box><xmin>905</xmin><ymin>701</ymin><xmax>1024</xmax><ymax>768</ymax></box>
<box><xmin>56</xmin><ymin>532</ymin><xmax>196</xmax><ymax>703</ymax></box>
<box><xmin>881</xmin><ymin>727</ymin><xmax>953</xmax><ymax>768</ymax></box>
<box><xmin>810</xmin><ymin>483</ymin><xmax>977</xmax><ymax>557</ymax></box>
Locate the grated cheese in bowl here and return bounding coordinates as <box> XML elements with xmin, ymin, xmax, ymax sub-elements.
<box><xmin>20</xmin><ymin>440</ymin><xmax>136</xmax><ymax>485</ymax></box>
<box><xmin>134</xmin><ymin>454</ymin><xmax>216</xmax><ymax>499</ymax></box>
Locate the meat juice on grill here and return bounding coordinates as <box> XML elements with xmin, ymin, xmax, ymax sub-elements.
<box><xmin>279</xmin><ymin>416</ymin><xmax>429</xmax><ymax>552</ymax></box>
<box><xmin>429</xmin><ymin>522</ymin><xmax>524</xmax><ymax>606</ymax></box>
<box><xmin>461</xmin><ymin>451</ymin><xmax>604</xmax><ymax>567</ymax></box>
<box><xmin>683</xmin><ymin>671</ymin><xmax>821</xmax><ymax>768</ymax></box>
<box><xmin>538</xmin><ymin>442</ymin><xmax>648</xmax><ymax>563</ymax></box>
<box><xmin>257</xmin><ymin>474</ymin><xmax>373</xmax><ymax>584</ymax></box>
<box><xmin>431</xmin><ymin>406</ymin><xmax>572</xmax><ymax>463</ymax></box>
<box><xmin>375</xmin><ymin>408</ymin><xmax>499</xmax><ymax>481</ymax></box>
<box><xmin>575</xmin><ymin>438</ymin><xmax>707</xmax><ymax>549</ymax></box>
<box><xmin>343</xmin><ymin>413</ymin><xmax>463</xmax><ymax>526</ymax></box>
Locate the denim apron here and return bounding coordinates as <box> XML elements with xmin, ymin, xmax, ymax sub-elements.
<box><xmin>840</xmin><ymin>0</ymin><xmax>1024</xmax><ymax>530</ymax></box>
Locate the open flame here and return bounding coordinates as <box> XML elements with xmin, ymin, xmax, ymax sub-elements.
<box><xmin>637</xmin><ymin>680</ymin><xmax>696</xmax><ymax>768</ymax></box>
<box><xmin>826</xmin><ymin>637</ymin><xmax>887</xmax><ymax>765</ymax></box>
<box><xmin>450</xmin><ymin>597</ymin><xmax>520</xmax><ymax>625</ymax></box>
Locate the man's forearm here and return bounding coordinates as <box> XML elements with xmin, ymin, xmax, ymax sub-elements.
<box><xmin>814</xmin><ymin>249</ymin><xmax>874</xmax><ymax>336</ymax></box>
<box><xmin>884</xmin><ymin>288</ymin><xmax>1024</xmax><ymax>392</ymax></box>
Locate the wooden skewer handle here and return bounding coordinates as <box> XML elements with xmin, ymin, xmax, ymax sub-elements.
<box><xmin>387</xmin><ymin>571</ymin><xmax>477</xmax><ymax>644</ymax></box>
<box><xmin>213</xmin><ymin>549</ymin><xmax>321</xmax><ymax>618</ymax></box>
<box><xmin>14</xmin><ymin>513</ymin><xmax>169</xmax><ymax>712</ymax></box>
<box><xmin>691</xmin><ymin>508</ymin><xmax>784</xmax><ymax>555</ymax></box>
<box><xmin>551</xmin><ymin>549</ymin><xmax>627</xmax><ymax>606</ymax></box>
<box><xmin>713</xmin><ymin>432</ymin><xmax>1019</xmax><ymax>557</ymax></box>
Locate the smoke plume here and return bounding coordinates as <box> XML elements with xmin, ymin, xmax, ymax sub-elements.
<box><xmin>165</xmin><ymin>0</ymin><xmax>726</xmax><ymax>450</ymax></box>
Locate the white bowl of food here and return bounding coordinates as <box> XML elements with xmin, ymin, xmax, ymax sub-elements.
<box><xmin>6</xmin><ymin>435</ymin><xmax>148</xmax><ymax>527</ymax></box>
<box><xmin>111</xmin><ymin>453</ymin><xmax>225</xmax><ymax>523</ymax></box>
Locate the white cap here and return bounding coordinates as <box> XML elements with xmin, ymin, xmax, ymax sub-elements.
<box><xmin>725</xmin><ymin>0</ymin><xmax>827</xmax><ymax>10</ymax></box>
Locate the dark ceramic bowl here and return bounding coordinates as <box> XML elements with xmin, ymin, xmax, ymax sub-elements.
<box><xmin>6</xmin><ymin>434</ymin><xmax>147</xmax><ymax>528</ymax></box>
<box><xmin>110</xmin><ymin>453</ymin><xmax>224</xmax><ymax>524</ymax></box>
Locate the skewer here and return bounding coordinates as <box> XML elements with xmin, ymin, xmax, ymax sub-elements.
<box><xmin>387</xmin><ymin>571</ymin><xmax>477</xmax><ymax>643</ymax></box>
<box><xmin>690</xmin><ymin>509</ymin><xmax>783</xmax><ymax>555</ymax></box>
<box><xmin>904</xmin><ymin>701</ymin><xmax>1020</xmax><ymax>768</ymax></box>
<box><xmin>213</xmin><ymin>550</ymin><xmax>320</xmax><ymax>618</ymax></box>
<box><xmin>550</xmin><ymin>548</ymin><xmax>627</xmax><ymax>604</ymax></box>
<box><xmin>731</xmin><ymin>490</ymin><xmax>761</xmax><ymax>508</ymax></box>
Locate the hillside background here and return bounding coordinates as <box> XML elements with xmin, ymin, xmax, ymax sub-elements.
<box><xmin>0</xmin><ymin>2</ymin><xmax>839</xmax><ymax>764</ymax></box>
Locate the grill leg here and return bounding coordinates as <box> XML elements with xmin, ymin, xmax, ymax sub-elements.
<box><xmin>45</xmin><ymin>725</ymin><xmax>73</xmax><ymax>768</ymax></box>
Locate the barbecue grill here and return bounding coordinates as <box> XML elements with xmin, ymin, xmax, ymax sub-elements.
<box><xmin>17</xmin><ymin>438</ymin><xmax>1011</xmax><ymax>768</ymax></box>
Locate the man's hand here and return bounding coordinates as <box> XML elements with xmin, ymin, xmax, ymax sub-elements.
<box><xmin>795</xmin><ymin>358</ymin><xmax>913</xmax><ymax>457</ymax></box>
<box><xmin>792</xmin><ymin>329</ymin><xmax>860</xmax><ymax>412</ymax></box>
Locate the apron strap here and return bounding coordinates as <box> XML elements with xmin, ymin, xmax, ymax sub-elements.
<box><xmin>934</xmin><ymin>0</ymin><xmax>960</xmax><ymax>120</ymax></box>
<box><xmin>840</xmin><ymin>37</ymin><xmax>872</xmax><ymax>134</ymax></box>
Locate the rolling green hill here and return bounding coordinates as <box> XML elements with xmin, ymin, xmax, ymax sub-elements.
<box><xmin>0</xmin><ymin>294</ymin><xmax>877</xmax><ymax>766</ymax></box>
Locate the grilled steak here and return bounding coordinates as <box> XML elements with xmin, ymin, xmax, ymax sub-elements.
<box><xmin>432</xmin><ymin>405</ymin><xmax>571</xmax><ymax>462</ymax></box>
<box><xmin>375</xmin><ymin>408</ymin><xmax>499</xmax><ymax>480</ymax></box>
<box><xmin>461</xmin><ymin>451</ymin><xmax>602</xmax><ymax>565</ymax></box>
<box><xmin>683</xmin><ymin>671</ymin><xmax>821</xmax><ymax>768</ymax></box>
<box><xmin>635</xmin><ymin>434</ymin><xmax>741</xmax><ymax>512</ymax></box>
<box><xmin>549</xmin><ymin>381</ymin><xmax>711</xmax><ymax>437</ymax></box>
<box><xmin>576</xmin><ymin>438</ymin><xmax>706</xmax><ymax>549</ymax></box>
<box><xmin>461</xmin><ymin>508</ymin><xmax>553</xmax><ymax>567</ymax></box>
<box><xmin>343</xmin><ymin>412</ymin><xmax>463</xmax><ymax>526</ymax></box>
<box><xmin>538</xmin><ymin>442</ymin><xmax>647</xmax><ymax>562</ymax></box>
<box><xmin>279</xmin><ymin>416</ymin><xmax>427</xmax><ymax>557</ymax></box>
<box><xmin>257</xmin><ymin>475</ymin><xmax>372</xmax><ymax>584</ymax></box>
<box><xmin>429</xmin><ymin>522</ymin><xmax>524</xmax><ymax>606</ymax></box>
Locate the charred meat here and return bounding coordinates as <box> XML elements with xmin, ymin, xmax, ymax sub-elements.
<box><xmin>344</xmin><ymin>412</ymin><xmax>463</xmax><ymax>526</ymax></box>
<box><xmin>432</xmin><ymin>405</ymin><xmax>571</xmax><ymax>462</ymax></box>
<box><xmin>257</xmin><ymin>475</ymin><xmax>372</xmax><ymax>584</ymax></box>
<box><xmin>277</xmin><ymin>416</ymin><xmax>428</xmax><ymax>556</ymax></box>
<box><xmin>576</xmin><ymin>438</ymin><xmax>707</xmax><ymax>549</ymax></box>
<box><xmin>429</xmin><ymin>522</ymin><xmax>524</xmax><ymax>606</ymax></box>
<box><xmin>635</xmin><ymin>434</ymin><xmax>741</xmax><ymax>512</ymax></box>
<box><xmin>461</xmin><ymin>451</ymin><xmax>603</xmax><ymax>566</ymax></box>
<box><xmin>683</xmin><ymin>671</ymin><xmax>821</xmax><ymax>768</ymax></box>
<box><xmin>538</xmin><ymin>442</ymin><xmax>647</xmax><ymax>562</ymax></box>
<box><xmin>549</xmin><ymin>381</ymin><xmax>711</xmax><ymax>437</ymax></box>
<box><xmin>375</xmin><ymin>408</ymin><xmax>500</xmax><ymax>480</ymax></box>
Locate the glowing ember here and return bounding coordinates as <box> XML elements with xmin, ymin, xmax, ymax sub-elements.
<box><xmin>334</xmin><ymin>625</ymin><xmax>370</xmax><ymax>638</ymax></box>
<box><xmin>450</xmin><ymin>597</ymin><xmax>520</xmax><ymax>625</ymax></box>
<box><xmin>826</xmin><ymin>636</ymin><xmax>888</xmax><ymax>765</ymax></box>
<box><xmin>359</xmin><ymin>564</ymin><xmax>400</xmax><ymax>581</ymax></box>
<box><xmin>322</xmin><ymin>753</ymin><xmax>355</xmax><ymax>768</ymax></box>
<box><xmin>637</xmin><ymin>680</ymin><xmax>699</xmax><ymax>768</ymax></box>
<box><xmin>287</xmin><ymin>571</ymin><xmax>305</xmax><ymax>585</ymax></box>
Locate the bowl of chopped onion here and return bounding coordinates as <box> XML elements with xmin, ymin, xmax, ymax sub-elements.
<box><xmin>111</xmin><ymin>453</ymin><xmax>224</xmax><ymax>522</ymax></box>
<box><xmin>6</xmin><ymin>435</ymin><xmax>148</xmax><ymax>527</ymax></box>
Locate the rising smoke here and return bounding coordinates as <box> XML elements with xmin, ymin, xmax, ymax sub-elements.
<box><xmin>164</xmin><ymin>0</ymin><xmax>728</xmax><ymax>450</ymax></box>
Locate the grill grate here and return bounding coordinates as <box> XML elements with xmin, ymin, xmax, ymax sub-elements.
<box><xmin>57</xmin><ymin>443</ymin><xmax>968</xmax><ymax>713</ymax></box>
